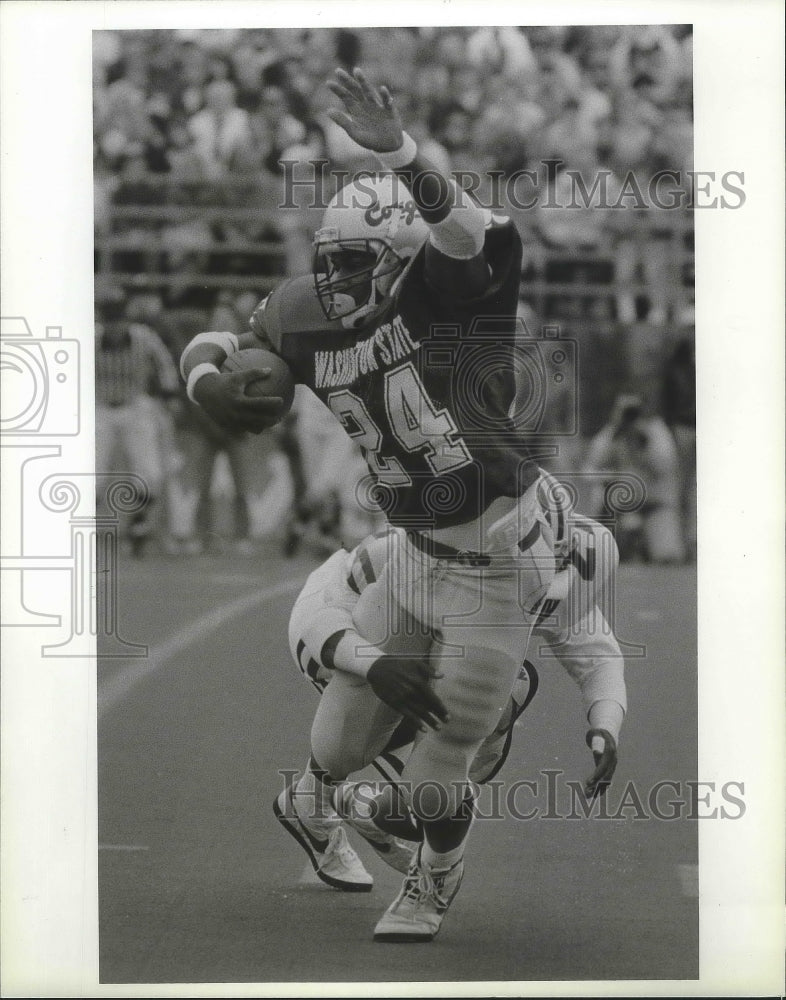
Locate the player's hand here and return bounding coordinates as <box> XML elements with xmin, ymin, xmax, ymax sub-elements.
<box><xmin>192</xmin><ymin>370</ymin><xmax>284</xmax><ymax>434</ymax></box>
<box><xmin>367</xmin><ymin>655</ymin><xmax>450</xmax><ymax>732</ymax></box>
<box><xmin>326</xmin><ymin>67</ymin><xmax>404</xmax><ymax>153</ymax></box>
<box><xmin>584</xmin><ymin>728</ymin><xmax>618</xmax><ymax>800</ymax></box>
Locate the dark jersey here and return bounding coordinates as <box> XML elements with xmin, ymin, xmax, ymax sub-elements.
<box><xmin>251</xmin><ymin>217</ymin><xmax>538</xmax><ymax>530</ymax></box>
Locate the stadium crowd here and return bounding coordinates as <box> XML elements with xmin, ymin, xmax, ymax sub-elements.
<box><xmin>93</xmin><ymin>25</ymin><xmax>695</xmax><ymax>561</ymax></box>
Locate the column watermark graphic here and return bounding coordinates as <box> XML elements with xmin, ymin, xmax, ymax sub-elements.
<box><xmin>1</xmin><ymin>316</ymin><xmax>146</xmax><ymax>657</ymax></box>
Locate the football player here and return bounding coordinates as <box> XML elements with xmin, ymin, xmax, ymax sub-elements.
<box><xmin>181</xmin><ymin>68</ymin><xmax>555</xmax><ymax>942</ymax></box>
<box><xmin>281</xmin><ymin>470</ymin><xmax>625</xmax><ymax>887</ymax></box>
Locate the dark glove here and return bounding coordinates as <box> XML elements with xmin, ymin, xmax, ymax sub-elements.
<box><xmin>367</xmin><ymin>656</ymin><xmax>450</xmax><ymax>732</ymax></box>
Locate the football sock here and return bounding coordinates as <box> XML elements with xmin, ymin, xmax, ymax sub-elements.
<box><xmin>420</xmin><ymin>786</ymin><xmax>475</xmax><ymax>866</ymax></box>
<box><xmin>421</xmin><ymin>841</ymin><xmax>465</xmax><ymax>871</ymax></box>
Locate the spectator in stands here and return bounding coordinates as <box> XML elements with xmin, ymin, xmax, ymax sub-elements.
<box><xmin>93</xmin><ymin>24</ymin><xmax>694</xmax><ymax>192</ymax></box>
<box><xmin>534</xmin><ymin>151</ymin><xmax>622</xmax><ymax>322</ymax></box>
<box><xmin>542</xmin><ymin>92</ymin><xmax>601</xmax><ymax>167</ymax></box>
<box><xmin>254</xmin><ymin>85</ymin><xmax>309</xmax><ymax>172</ymax></box>
<box><xmin>574</xmin><ymin>46</ymin><xmax>615</xmax><ymax>131</ymax></box>
<box><xmin>611</xmin><ymin>87</ymin><xmax>673</xmax><ymax>325</ymax></box>
<box><xmin>165</xmin><ymin>117</ymin><xmax>207</xmax><ymax>179</ymax></box>
<box><xmin>465</xmin><ymin>26</ymin><xmax>537</xmax><ymax>81</ymax></box>
<box><xmin>187</xmin><ymin>79</ymin><xmax>253</xmax><ymax>178</ymax></box>
<box><xmin>583</xmin><ymin>393</ymin><xmax>685</xmax><ymax>563</ymax></box>
<box><xmin>609</xmin><ymin>25</ymin><xmax>682</xmax><ymax>108</ymax></box>
<box><xmin>433</xmin><ymin>103</ymin><xmax>477</xmax><ymax>173</ymax></box>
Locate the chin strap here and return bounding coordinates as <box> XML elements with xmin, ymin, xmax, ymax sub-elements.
<box><xmin>339</xmin><ymin>251</ymin><xmax>407</xmax><ymax>328</ymax></box>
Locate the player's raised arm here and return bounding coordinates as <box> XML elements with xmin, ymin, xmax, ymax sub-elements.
<box><xmin>327</xmin><ymin>67</ymin><xmax>490</xmax><ymax>298</ymax></box>
<box><xmin>179</xmin><ymin>327</ymin><xmax>284</xmax><ymax>434</ymax></box>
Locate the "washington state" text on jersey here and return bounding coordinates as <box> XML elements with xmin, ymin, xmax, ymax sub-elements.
<box><xmin>314</xmin><ymin>315</ymin><xmax>419</xmax><ymax>388</ymax></box>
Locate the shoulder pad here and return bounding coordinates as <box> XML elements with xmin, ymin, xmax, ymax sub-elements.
<box><xmin>256</xmin><ymin>276</ymin><xmax>342</xmax><ymax>355</ymax></box>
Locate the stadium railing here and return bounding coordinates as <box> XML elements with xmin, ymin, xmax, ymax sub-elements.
<box><xmin>94</xmin><ymin>172</ymin><xmax>694</xmax><ymax>315</ymax></box>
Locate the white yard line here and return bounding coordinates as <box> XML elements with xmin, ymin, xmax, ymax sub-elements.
<box><xmin>98</xmin><ymin>578</ymin><xmax>303</xmax><ymax>721</ymax></box>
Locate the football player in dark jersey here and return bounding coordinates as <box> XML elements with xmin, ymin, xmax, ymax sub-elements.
<box><xmin>181</xmin><ymin>67</ymin><xmax>555</xmax><ymax>942</ymax></box>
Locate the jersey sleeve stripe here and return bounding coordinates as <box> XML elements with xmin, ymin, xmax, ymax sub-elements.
<box><xmin>357</xmin><ymin>545</ymin><xmax>377</xmax><ymax>587</ymax></box>
<box><xmin>537</xmin><ymin>472</ymin><xmax>567</xmax><ymax>550</ymax></box>
<box><xmin>517</xmin><ymin>520</ymin><xmax>542</xmax><ymax>553</ymax></box>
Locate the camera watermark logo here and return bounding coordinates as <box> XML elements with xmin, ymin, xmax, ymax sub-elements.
<box><xmin>0</xmin><ymin>317</ymin><xmax>80</xmax><ymax>436</ymax></box>
<box><xmin>419</xmin><ymin>315</ymin><xmax>579</xmax><ymax>440</ymax></box>
<box><xmin>509</xmin><ymin>323</ymin><xmax>578</xmax><ymax>436</ymax></box>
<box><xmin>1</xmin><ymin>315</ymin><xmax>145</xmax><ymax>657</ymax></box>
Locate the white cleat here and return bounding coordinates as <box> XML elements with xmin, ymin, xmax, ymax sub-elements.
<box><xmin>273</xmin><ymin>785</ymin><xmax>373</xmax><ymax>892</ymax></box>
<box><xmin>333</xmin><ymin>782</ymin><xmax>416</xmax><ymax>875</ymax></box>
<box><xmin>373</xmin><ymin>847</ymin><xmax>464</xmax><ymax>942</ymax></box>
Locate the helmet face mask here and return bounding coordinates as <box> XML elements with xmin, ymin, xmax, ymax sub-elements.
<box><xmin>313</xmin><ymin>237</ymin><xmax>403</xmax><ymax>322</ymax></box>
<box><xmin>312</xmin><ymin>175</ymin><xmax>429</xmax><ymax>324</ymax></box>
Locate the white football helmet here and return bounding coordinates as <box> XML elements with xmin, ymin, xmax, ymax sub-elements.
<box><xmin>313</xmin><ymin>174</ymin><xmax>429</xmax><ymax>325</ymax></box>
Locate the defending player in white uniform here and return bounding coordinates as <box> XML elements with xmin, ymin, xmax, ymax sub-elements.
<box><xmin>283</xmin><ymin>469</ymin><xmax>626</xmax><ymax>888</ymax></box>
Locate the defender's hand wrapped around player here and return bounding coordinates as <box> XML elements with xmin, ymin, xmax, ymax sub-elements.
<box><xmin>192</xmin><ymin>369</ymin><xmax>284</xmax><ymax>434</ymax></box>
<box><xmin>367</xmin><ymin>655</ymin><xmax>450</xmax><ymax>732</ymax></box>
<box><xmin>584</xmin><ymin>728</ymin><xmax>618</xmax><ymax>800</ymax></box>
<box><xmin>326</xmin><ymin>67</ymin><xmax>404</xmax><ymax>153</ymax></box>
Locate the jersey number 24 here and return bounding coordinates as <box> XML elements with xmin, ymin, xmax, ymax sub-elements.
<box><xmin>327</xmin><ymin>361</ymin><xmax>472</xmax><ymax>487</ymax></box>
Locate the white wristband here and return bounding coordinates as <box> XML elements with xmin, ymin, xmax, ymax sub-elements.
<box><xmin>179</xmin><ymin>330</ymin><xmax>239</xmax><ymax>380</ymax></box>
<box><xmin>186</xmin><ymin>362</ymin><xmax>220</xmax><ymax>404</ymax></box>
<box><xmin>376</xmin><ymin>132</ymin><xmax>417</xmax><ymax>170</ymax></box>
<box><xmin>587</xmin><ymin>699</ymin><xmax>625</xmax><ymax>744</ymax></box>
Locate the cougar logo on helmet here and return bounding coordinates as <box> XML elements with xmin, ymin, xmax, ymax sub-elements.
<box><xmin>363</xmin><ymin>198</ymin><xmax>419</xmax><ymax>228</ymax></box>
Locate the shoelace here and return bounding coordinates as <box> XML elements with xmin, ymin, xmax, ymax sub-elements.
<box><xmin>400</xmin><ymin>866</ymin><xmax>451</xmax><ymax>911</ymax></box>
<box><xmin>331</xmin><ymin>829</ymin><xmax>360</xmax><ymax>866</ymax></box>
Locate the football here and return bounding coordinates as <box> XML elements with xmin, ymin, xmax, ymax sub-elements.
<box><xmin>221</xmin><ymin>348</ymin><xmax>296</xmax><ymax>415</ymax></box>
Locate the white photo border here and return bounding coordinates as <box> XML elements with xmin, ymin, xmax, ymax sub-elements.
<box><xmin>1</xmin><ymin>1</ymin><xmax>783</xmax><ymax>996</ymax></box>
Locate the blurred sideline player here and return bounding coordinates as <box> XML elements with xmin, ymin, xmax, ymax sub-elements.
<box><xmin>95</xmin><ymin>285</ymin><xmax>181</xmax><ymax>556</ymax></box>
<box><xmin>281</xmin><ymin>471</ymin><xmax>625</xmax><ymax>888</ymax></box>
<box><xmin>584</xmin><ymin>393</ymin><xmax>685</xmax><ymax>563</ymax></box>
<box><xmin>181</xmin><ymin>68</ymin><xmax>555</xmax><ymax>942</ymax></box>
<box><xmin>281</xmin><ymin>385</ymin><xmax>385</xmax><ymax>555</ymax></box>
